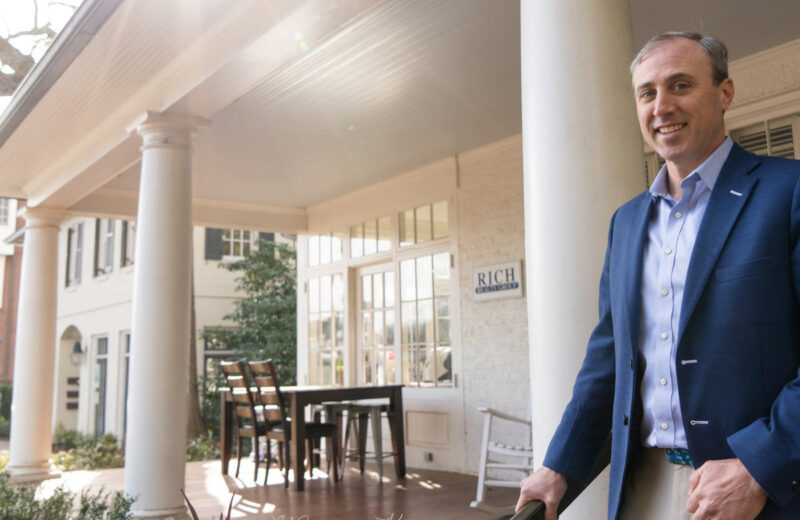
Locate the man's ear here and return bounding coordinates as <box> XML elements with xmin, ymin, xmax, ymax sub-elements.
<box><xmin>719</xmin><ymin>77</ymin><xmax>735</xmax><ymax>111</ymax></box>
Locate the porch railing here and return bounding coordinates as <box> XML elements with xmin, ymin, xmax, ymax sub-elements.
<box><xmin>510</xmin><ymin>434</ymin><xmax>612</xmax><ymax>520</ymax></box>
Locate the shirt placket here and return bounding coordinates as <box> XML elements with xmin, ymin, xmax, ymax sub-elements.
<box><xmin>653</xmin><ymin>183</ymin><xmax>694</xmax><ymax>446</ymax></box>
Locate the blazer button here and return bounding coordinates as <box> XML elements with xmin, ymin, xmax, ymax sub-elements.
<box><xmin>792</xmin><ymin>480</ymin><xmax>800</xmax><ymax>491</ymax></box>
<box><xmin>623</xmin><ymin>415</ymin><xmax>629</xmax><ymax>426</ymax></box>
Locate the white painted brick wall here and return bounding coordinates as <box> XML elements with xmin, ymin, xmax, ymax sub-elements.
<box><xmin>456</xmin><ymin>135</ymin><xmax>532</xmax><ymax>476</ymax></box>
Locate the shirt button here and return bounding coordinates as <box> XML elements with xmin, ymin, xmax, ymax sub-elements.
<box><xmin>675</xmin><ymin>212</ymin><xmax>682</xmax><ymax>218</ymax></box>
<box><xmin>661</xmin><ymin>422</ymin><xmax>669</xmax><ymax>430</ymax></box>
<box><xmin>661</xmin><ymin>289</ymin><xmax>669</xmax><ymax>296</ymax></box>
<box><xmin>665</xmin><ymin>248</ymin><xmax>673</xmax><ymax>255</ymax></box>
<box><xmin>660</xmin><ymin>332</ymin><xmax>668</xmax><ymax>340</ymax></box>
<box><xmin>660</xmin><ymin>378</ymin><xmax>668</xmax><ymax>385</ymax></box>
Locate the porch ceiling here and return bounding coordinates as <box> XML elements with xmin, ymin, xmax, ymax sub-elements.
<box><xmin>0</xmin><ymin>0</ymin><xmax>799</xmax><ymax>227</ymax></box>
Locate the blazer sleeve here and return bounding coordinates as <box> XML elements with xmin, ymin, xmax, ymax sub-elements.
<box><xmin>543</xmin><ymin>212</ymin><xmax>618</xmax><ymax>483</ymax></box>
<box><xmin>727</xmin><ymin>172</ymin><xmax>800</xmax><ymax>507</ymax></box>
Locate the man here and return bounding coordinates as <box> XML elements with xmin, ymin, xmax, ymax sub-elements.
<box><xmin>516</xmin><ymin>31</ymin><xmax>800</xmax><ymax>520</ymax></box>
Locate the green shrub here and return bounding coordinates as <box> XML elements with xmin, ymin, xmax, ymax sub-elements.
<box><xmin>0</xmin><ymin>471</ymin><xmax>133</xmax><ymax>519</ymax></box>
<box><xmin>186</xmin><ymin>431</ymin><xmax>220</xmax><ymax>462</ymax></box>
<box><xmin>50</xmin><ymin>430</ymin><xmax>124</xmax><ymax>471</ymax></box>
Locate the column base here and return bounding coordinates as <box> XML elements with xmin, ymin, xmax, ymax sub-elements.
<box><xmin>131</xmin><ymin>506</ymin><xmax>189</xmax><ymax>519</ymax></box>
<box><xmin>7</xmin><ymin>462</ymin><xmax>61</xmax><ymax>485</ymax></box>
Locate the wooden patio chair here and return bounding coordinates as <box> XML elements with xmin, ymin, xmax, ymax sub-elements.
<box><xmin>470</xmin><ymin>406</ymin><xmax>534</xmax><ymax>515</ymax></box>
<box><xmin>249</xmin><ymin>359</ymin><xmax>340</xmax><ymax>486</ymax></box>
<box><xmin>219</xmin><ymin>360</ymin><xmax>269</xmax><ymax>481</ymax></box>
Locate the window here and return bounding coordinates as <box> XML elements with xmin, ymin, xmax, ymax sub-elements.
<box><xmin>65</xmin><ymin>222</ymin><xmax>84</xmax><ymax>286</ymax></box>
<box><xmin>308</xmin><ymin>233</ymin><xmax>343</xmax><ymax>267</ymax></box>
<box><xmin>121</xmin><ymin>221</ymin><xmax>136</xmax><ymax>267</ymax></box>
<box><xmin>94</xmin><ymin>219</ymin><xmax>115</xmax><ymax>276</ymax></box>
<box><xmin>350</xmin><ymin>217</ymin><xmax>391</xmax><ymax>258</ymax></box>
<box><xmin>94</xmin><ymin>336</ymin><xmax>109</xmax><ymax>435</ymax></box>
<box><xmin>400</xmin><ymin>252</ymin><xmax>452</xmax><ymax>387</ymax></box>
<box><xmin>359</xmin><ymin>270</ymin><xmax>396</xmax><ymax>385</ymax></box>
<box><xmin>222</xmin><ymin>229</ymin><xmax>257</xmax><ymax>259</ymax></box>
<box><xmin>399</xmin><ymin>200</ymin><xmax>448</xmax><ymax>247</ymax></box>
<box><xmin>0</xmin><ymin>199</ymin><xmax>9</xmax><ymax>226</ymax></box>
<box><xmin>308</xmin><ymin>274</ymin><xmax>345</xmax><ymax>385</ymax></box>
<box><xmin>202</xmin><ymin>329</ymin><xmax>236</xmax><ymax>382</ymax></box>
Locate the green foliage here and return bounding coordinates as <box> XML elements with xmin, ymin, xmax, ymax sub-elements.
<box><xmin>51</xmin><ymin>430</ymin><xmax>124</xmax><ymax>471</ymax></box>
<box><xmin>0</xmin><ymin>384</ymin><xmax>11</xmax><ymax>438</ymax></box>
<box><xmin>0</xmin><ymin>471</ymin><xmax>133</xmax><ymax>520</ymax></box>
<box><xmin>186</xmin><ymin>431</ymin><xmax>220</xmax><ymax>462</ymax></box>
<box><xmin>203</xmin><ymin>240</ymin><xmax>297</xmax><ymax>385</ymax></box>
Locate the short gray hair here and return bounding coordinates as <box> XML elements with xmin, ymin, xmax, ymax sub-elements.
<box><xmin>630</xmin><ymin>31</ymin><xmax>729</xmax><ymax>85</ymax></box>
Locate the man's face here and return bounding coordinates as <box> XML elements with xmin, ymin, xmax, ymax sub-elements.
<box><xmin>632</xmin><ymin>38</ymin><xmax>734</xmax><ymax>176</ymax></box>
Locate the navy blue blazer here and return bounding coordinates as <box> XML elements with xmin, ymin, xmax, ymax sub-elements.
<box><xmin>543</xmin><ymin>143</ymin><xmax>800</xmax><ymax>519</ymax></box>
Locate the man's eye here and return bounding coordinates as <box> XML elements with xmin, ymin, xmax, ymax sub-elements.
<box><xmin>675</xmin><ymin>82</ymin><xmax>690</xmax><ymax>91</ymax></box>
<box><xmin>639</xmin><ymin>90</ymin><xmax>655</xmax><ymax>100</ymax></box>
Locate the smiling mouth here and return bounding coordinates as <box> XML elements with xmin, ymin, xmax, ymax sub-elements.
<box><xmin>657</xmin><ymin>123</ymin><xmax>686</xmax><ymax>134</ymax></box>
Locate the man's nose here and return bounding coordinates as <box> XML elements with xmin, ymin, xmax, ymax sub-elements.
<box><xmin>652</xmin><ymin>91</ymin><xmax>674</xmax><ymax>118</ymax></box>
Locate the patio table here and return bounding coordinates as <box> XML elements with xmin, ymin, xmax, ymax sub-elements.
<box><xmin>220</xmin><ymin>384</ymin><xmax>405</xmax><ymax>490</ymax></box>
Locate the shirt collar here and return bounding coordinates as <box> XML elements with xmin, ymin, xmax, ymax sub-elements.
<box><xmin>649</xmin><ymin>137</ymin><xmax>734</xmax><ymax>200</ymax></box>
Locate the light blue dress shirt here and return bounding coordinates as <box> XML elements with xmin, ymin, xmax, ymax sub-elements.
<box><xmin>639</xmin><ymin>137</ymin><xmax>734</xmax><ymax>448</ymax></box>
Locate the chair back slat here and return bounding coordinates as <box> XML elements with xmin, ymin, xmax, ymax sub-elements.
<box><xmin>248</xmin><ymin>360</ymin><xmax>289</xmax><ymax>427</ymax></box>
<box><xmin>220</xmin><ymin>360</ymin><xmax>261</xmax><ymax>431</ymax></box>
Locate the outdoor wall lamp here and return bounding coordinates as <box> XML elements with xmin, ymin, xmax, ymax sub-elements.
<box><xmin>70</xmin><ymin>341</ymin><xmax>85</xmax><ymax>365</ymax></box>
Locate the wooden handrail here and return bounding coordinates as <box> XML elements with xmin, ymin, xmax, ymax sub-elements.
<box><xmin>511</xmin><ymin>434</ymin><xmax>612</xmax><ymax>520</ymax></box>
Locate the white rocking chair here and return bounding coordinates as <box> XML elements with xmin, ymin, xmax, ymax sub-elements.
<box><xmin>470</xmin><ymin>406</ymin><xmax>534</xmax><ymax>515</ymax></box>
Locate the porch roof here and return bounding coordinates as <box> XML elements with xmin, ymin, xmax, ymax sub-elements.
<box><xmin>0</xmin><ymin>0</ymin><xmax>799</xmax><ymax>231</ymax></box>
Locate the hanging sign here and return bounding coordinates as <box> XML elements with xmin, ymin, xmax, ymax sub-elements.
<box><xmin>472</xmin><ymin>260</ymin><xmax>523</xmax><ymax>301</ymax></box>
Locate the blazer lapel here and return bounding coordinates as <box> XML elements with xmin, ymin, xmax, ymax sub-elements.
<box><xmin>677</xmin><ymin>145</ymin><xmax>761</xmax><ymax>342</ymax></box>
<box><xmin>622</xmin><ymin>194</ymin><xmax>656</xmax><ymax>357</ymax></box>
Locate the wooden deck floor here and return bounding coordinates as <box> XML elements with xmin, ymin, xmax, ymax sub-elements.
<box><xmin>43</xmin><ymin>459</ymin><xmax>519</xmax><ymax>519</ymax></box>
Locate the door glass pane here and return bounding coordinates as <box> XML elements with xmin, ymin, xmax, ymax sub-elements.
<box><xmin>400</xmin><ymin>259</ymin><xmax>416</xmax><ymax>301</ymax></box>
<box><xmin>332</xmin><ymin>234</ymin><xmax>343</xmax><ymax>262</ymax></box>
<box><xmin>373</xmin><ymin>273</ymin><xmax>383</xmax><ymax>308</ymax></box>
<box><xmin>387</xmin><ymin>349</ymin><xmax>396</xmax><ymax>384</ymax></box>
<box><xmin>309</xmin><ymin>277</ymin><xmax>320</xmax><ymax>313</ymax></box>
<box><xmin>436</xmin><ymin>345</ymin><xmax>452</xmax><ymax>384</ymax></box>
<box><xmin>374</xmin><ymin>310</ymin><xmax>384</xmax><ymax>345</ymax></box>
<box><xmin>417</xmin><ymin>299</ymin><xmax>434</xmax><ymax>344</ymax></box>
<box><xmin>432</xmin><ymin>200</ymin><xmax>448</xmax><ymax>239</ymax></box>
<box><xmin>433</xmin><ymin>253</ymin><xmax>450</xmax><ymax>296</ymax></box>
<box><xmin>401</xmin><ymin>302</ymin><xmax>416</xmax><ymax>344</ymax></box>
<box><xmin>362</xmin><ymin>312</ymin><xmax>372</xmax><ymax>347</ymax></box>
<box><xmin>363</xmin><ymin>349</ymin><xmax>372</xmax><ymax>384</ymax></box>
<box><xmin>320</xmin><ymin>275</ymin><xmax>331</xmax><ymax>312</ymax></box>
<box><xmin>416</xmin><ymin>255</ymin><xmax>433</xmax><ymax>300</ymax></box>
<box><xmin>332</xmin><ymin>274</ymin><xmax>344</xmax><ymax>311</ymax></box>
<box><xmin>419</xmin><ymin>346</ymin><xmax>433</xmax><ymax>385</ymax></box>
<box><xmin>385</xmin><ymin>310</ymin><xmax>395</xmax><ymax>345</ymax></box>
<box><xmin>385</xmin><ymin>271</ymin><xmax>395</xmax><ymax>306</ymax></box>
<box><xmin>321</xmin><ymin>352</ymin><xmax>332</xmax><ymax>385</ymax></box>
<box><xmin>415</xmin><ymin>205</ymin><xmax>432</xmax><ymax>243</ymax></box>
<box><xmin>374</xmin><ymin>350</ymin><xmax>385</xmax><ymax>385</ymax></box>
<box><xmin>308</xmin><ymin>314</ymin><xmax>319</xmax><ymax>346</ymax></box>
<box><xmin>335</xmin><ymin>350</ymin><xmax>344</xmax><ymax>385</ymax></box>
<box><xmin>362</xmin><ymin>274</ymin><xmax>372</xmax><ymax>309</ymax></box>
<box><xmin>334</xmin><ymin>311</ymin><xmax>344</xmax><ymax>345</ymax></box>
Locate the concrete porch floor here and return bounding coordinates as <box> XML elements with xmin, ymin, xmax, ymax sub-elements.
<box><xmin>39</xmin><ymin>458</ymin><xmax>518</xmax><ymax>519</ymax></box>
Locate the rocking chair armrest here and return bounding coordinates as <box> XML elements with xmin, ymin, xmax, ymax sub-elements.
<box><xmin>477</xmin><ymin>406</ymin><xmax>531</xmax><ymax>426</ymax></box>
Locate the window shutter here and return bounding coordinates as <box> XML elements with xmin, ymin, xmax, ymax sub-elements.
<box><xmin>120</xmin><ymin>221</ymin><xmax>128</xmax><ymax>267</ymax></box>
<box><xmin>75</xmin><ymin>223</ymin><xmax>83</xmax><ymax>283</ymax></box>
<box><xmin>65</xmin><ymin>228</ymin><xmax>73</xmax><ymax>287</ymax></box>
<box><xmin>731</xmin><ymin>116</ymin><xmax>797</xmax><ymax>159</ymax></box>
<box><xmin>93</xmin><ymin>218</ymin><xmax>101</xmax><ymax>275</ymax></box>
<box><xmin>259</xmin><ymin>232</ymin><xmax>274</xmax><ymax>244</ymax></box>
<box><xmin>205</xmin><ymin>228</ymin><xmax>224</xmax><ymax>260</ymax></box>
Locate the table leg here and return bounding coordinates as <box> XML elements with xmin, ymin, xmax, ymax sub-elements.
<box><xmin>220</xmin><ymin>391</ymin><xmax>232</xmax><ymax>475</ymax></box>
<box><xmin>291</xmin><ymin>394</ymin><xmax>307</xmax><ymax>490</ymax></box>
<box><xmin>388</xmin><ymin>386</ymin><xmax>406</xmax><ymax>478</ymax></box>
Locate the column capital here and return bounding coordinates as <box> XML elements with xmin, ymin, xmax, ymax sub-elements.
<box><xmin>128</xmin><ymin>111</ymin><xmax>210</xmax><ymax>151</ymax></box>
<box><xmin>19</xmin><ymin>206</ymin><xmax>66</xmax><ymax>228</ymax></box>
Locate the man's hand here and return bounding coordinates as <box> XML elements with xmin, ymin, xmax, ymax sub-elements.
<box><xmin>516</xmin><ymin>466</ymin><xmax>568</xmax><ymax>520</ymax></box>
<box><xmin>687</xmin><ymin>458</ymin><xmax>767</xmax><ymax>520</ymax></box>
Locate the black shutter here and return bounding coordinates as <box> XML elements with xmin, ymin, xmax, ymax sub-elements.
<box><xmin>120</xmin><ymin>222</ymin><xmax>128</xmax><ymax>267</ymax></box>
<box><xmin>75</xmin><ymin>223</ymin><xmax>83</xmax><ymax>283</ymax></box>
<box><xmin>205</xmin><ymin>228</ymin><xmax>224</xmax><ymax>260</ymax></box>
<box><xmin>258</xmin><ymin>232</ymin><xmax>274</xmax><ymax>244</ymax></box>
<box><xmin>65</xmin><ymin>228</ymin><xmax>73</xmax><ymax>286</ymax></box>
<box><xmin>93</xmin><ymin>219</ymin><xmax>101</xmax><ymax>275</ymax></box>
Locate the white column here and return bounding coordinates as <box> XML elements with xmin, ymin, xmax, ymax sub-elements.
<box><xmin>7</xmin><ymin>207</ymin><xmax>65</xmax><ymax>482</ymax></box>
<box><xmin>124</xmin><ymin>112</ymin><xmax>206</xmax><ymax>519</ymax></box>
<box><xmin>521</xmin><ymin>1</ymin><xmax>643</xmax><ymax>518</ymax></box>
